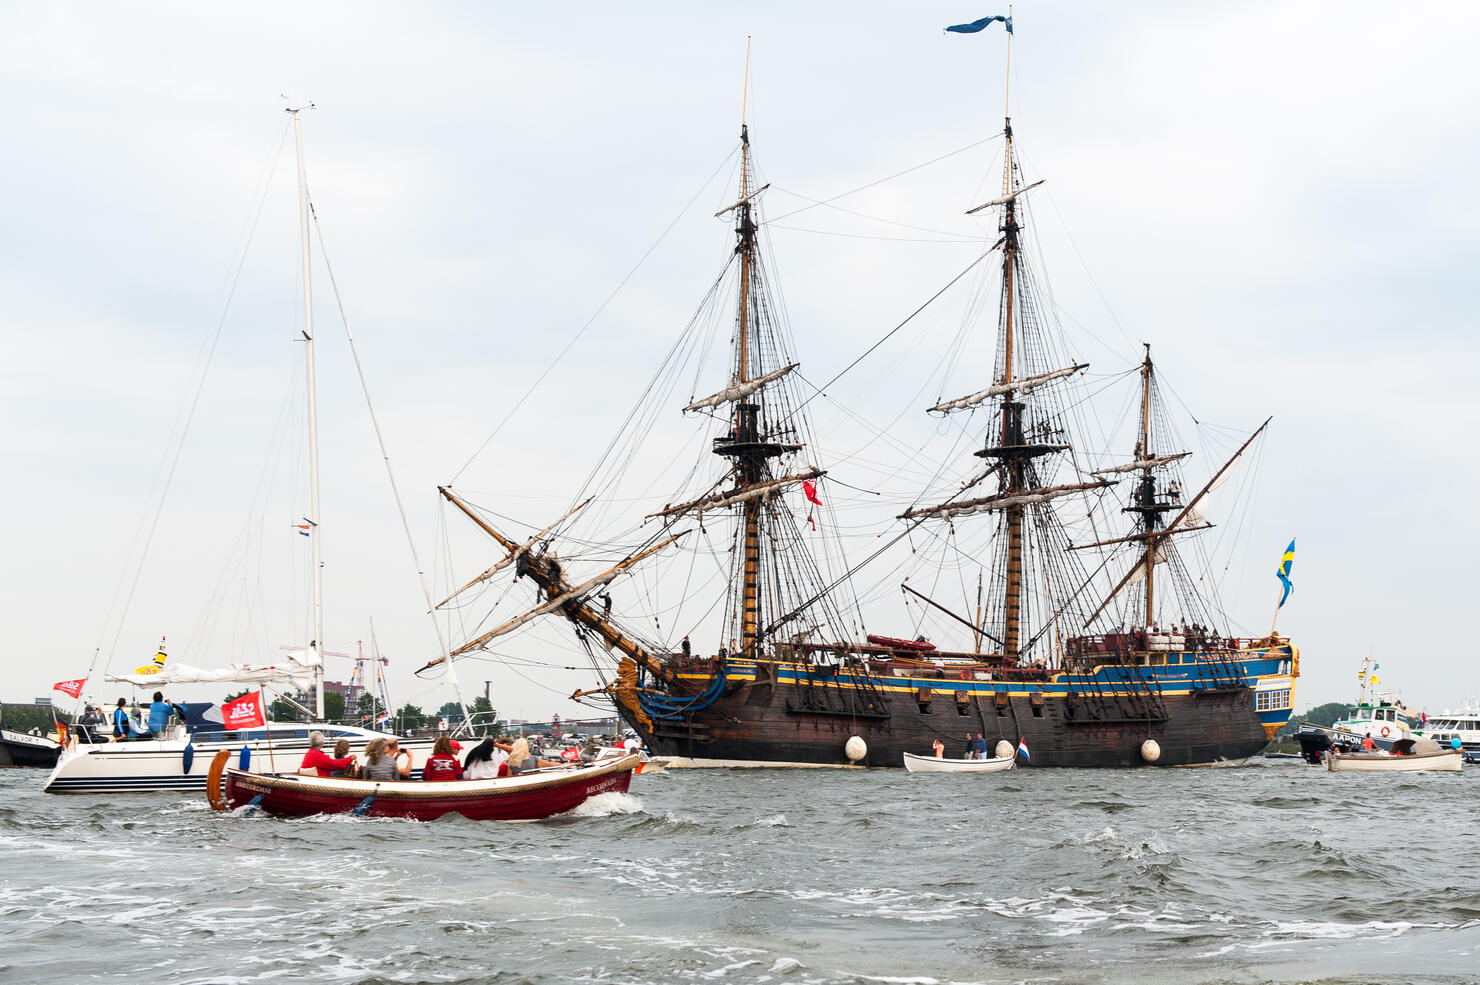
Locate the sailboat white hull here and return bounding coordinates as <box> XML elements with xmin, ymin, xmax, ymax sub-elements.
<box><xmin>43</xmin><ymin>726</ymin><xmax>438</xmax><ymax>794</ymax></box>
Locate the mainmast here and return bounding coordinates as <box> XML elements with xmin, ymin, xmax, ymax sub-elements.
<box><xmin>710</xmin><ymin>116</ymin><xmax>784</xmax><ymax>659</ymax></box>
<box><xmin>995</xmin><ymin>114</ymin><xmax>1026</xmax><ymax>658</ymax></box>
<box><xmin>903</xmin><ymin>19</ymin><xmax>1104</xmax><ymax>663</ymax></box>
<box><xmin>289</xmin><ymin>106</ymin><xmax>326</xmax><ymax>720</ymax></box>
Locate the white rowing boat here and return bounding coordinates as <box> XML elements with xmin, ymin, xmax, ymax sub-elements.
<box><xmin>903</xmin><ymin>752</ymin><xmax>1015</xmax><ymax>773</ymax></box>
<box><xmin>1325</xmin><ymin>748</ymin><xmax>1462</xmax><ymax>773</ymax></box>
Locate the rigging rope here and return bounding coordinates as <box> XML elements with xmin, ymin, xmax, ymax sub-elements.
<box><xmin>310</xmin><ymin>205</ymin><xmax>468</xmax><ymax>719</ymax></box>
<box><xmin>82</xmin><ymin>117</ymin><xmax>293</xmax><ymax>713</ymax></box>
<box><xmin>451</xmin><ymin>146</ymin><xmax>741</xmax><ymax>483</ymax></box>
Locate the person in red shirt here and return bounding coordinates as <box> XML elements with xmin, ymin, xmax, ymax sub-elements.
<box><xmin>423</xmin><ymin>735</ymin><xmax>464</xmax><ymax>781</ymax></box>
<box><xmin>300</xmin><ymin>731</ymin><xmax>355</xmax><ymax>777</ymax></box>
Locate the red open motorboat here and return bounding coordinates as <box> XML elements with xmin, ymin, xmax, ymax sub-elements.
<box><xmin>206</xmin><ymin>750</ymin><xmax>638</xmax><ymax>821</ymax></box>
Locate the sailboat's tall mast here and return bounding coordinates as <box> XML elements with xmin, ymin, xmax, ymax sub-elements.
<box><xmin>290</xmin><ymin>107</ymin><xmax>326</xmax><ymax>719</ymax></box>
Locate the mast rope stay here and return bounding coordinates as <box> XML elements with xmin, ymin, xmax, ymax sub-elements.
<box><xmin>309</xmin><ymin>190</ymin><xmax>474</xmax><ymax>724</ymax></box>
<box><xmin>450</xmin><ymin>144</ymin><xmax>742</xmax><ymax>484</ymax></box>
<box><xmin>79</xmin><ymin>116</ymin><xmax>295</xmax><ymax>719</ymax></box>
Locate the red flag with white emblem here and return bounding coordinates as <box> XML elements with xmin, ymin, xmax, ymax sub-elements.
<box><xmin>53</xmin><ymin>678</ymin><xmax>86</xmax><ymax>699</ymax></box>
<box><xmin>221</xmin><ymin>691</ymin><xmax>268</xmax><ymax>730</ymax></box>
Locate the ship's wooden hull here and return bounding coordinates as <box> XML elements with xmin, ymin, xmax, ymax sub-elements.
<box><xmin>620</xmin><ymin>652</ymin><xmax>1291</xmax><ymax>769</ymax></box>
<box><xmin>635</xmin><ymin>689</ymin><xmax>1263</xmax><ymax>768</ymax></box>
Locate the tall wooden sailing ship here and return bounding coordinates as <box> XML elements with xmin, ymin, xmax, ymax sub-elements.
<box><xmin>430</xmin><ymin>68</ymin><xmax>1298</xmax><ymax>768</ymax></box>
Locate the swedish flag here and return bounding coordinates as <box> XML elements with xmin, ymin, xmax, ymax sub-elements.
<box><xmin>1276</xmin><ymin>539</ymin><xmax>1296</xmax><ymax>607</ymax></box>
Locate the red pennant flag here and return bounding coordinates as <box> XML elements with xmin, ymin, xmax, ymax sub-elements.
<box><xmin>803</xmin><ymin>480</ymin><xmax>822</xmax><ymax>506</ymax></box>
<box><xmin>221</xmin><ymin>691</ymin><xmax>268</xmax><ymax>730</ymax></box>
<box><xmin>560</xmin><ymin>747</ymin><xmax>580</xmax><ymax>762</ymax></box>
<box><xmin>53</xmin><ymin>679</ymin><xmax>86</xmax><ymax>699</ymax></box>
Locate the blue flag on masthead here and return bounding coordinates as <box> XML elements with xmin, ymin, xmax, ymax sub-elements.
<box><xmin>946</xmin><ymin>14</ymin><xmax>1012</xmax><ymax>35</ymax></box>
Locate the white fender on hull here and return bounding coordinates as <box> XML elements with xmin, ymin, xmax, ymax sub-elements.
<box><xmin>845</xmin><ymin>736</ymin><xmax>867</xmax><ymax>762</ymax></box>
<box><xmin>1141</xmin><ymin>739</ymin><xmax>1161</xmax><ymax>763</ymax></box>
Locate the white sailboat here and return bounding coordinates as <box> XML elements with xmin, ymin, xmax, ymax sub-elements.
<box><xmin>45</xmin><ymin>109</ymin><xmax>443</xmax><ymax>795</ymax></box>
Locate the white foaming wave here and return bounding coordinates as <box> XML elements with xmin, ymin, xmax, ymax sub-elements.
<box><xmin>769</xmin><ymin>957</ymin><xmax>803</xmax><ymax>973</ymax></box>
<box><xmin>1266</xmin><ymin>918</ymin><xmax>1446</xmax><ymax>940</ymax></box>
<box><xmin>701</xmin><ymin>958</ymin><xmax>763</xmax><ymax>978</ymax></box>
<box><xmin>1070</xmin><ymin>825</ymin><xmax>1120</xmax><ymax>845</ymax></box>
<box><xmin>1053</xmin><ymin>824</ymin><xmax>1172</xmax><ymax>860</ymax></box>
<box><xmin>824</xmin><ymin>883</ymin><xmax>1235</xmax><ymax>940</ymax></box>
<box><xmin>658</xmin><ymin>809</ymin><xmax>702</xmax><ymax>827</ymax></box>
<box><xmin>587</xmin><ymin>856</ymin><xmax>690</xmax><ymax>893</ymax></box>
<box><xmin>826</xmin><ymin>885</ymin><xmax>975</xmax><ymax>924</ymax></box>
<box><xmin>563</xmin><ymin>791</ymin><xmax>644</xmax><ymax>817</ymax></box>
<box><xmin>747</xmin><ymin>813</ymin><xmax>790</xmax><ymax>828</ymax></box>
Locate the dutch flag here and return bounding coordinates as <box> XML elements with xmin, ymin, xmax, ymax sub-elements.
<box><xmin>1016</xmin><ymin>738</ymin><xmax>1030</xmax><ymax>763</ymax></box>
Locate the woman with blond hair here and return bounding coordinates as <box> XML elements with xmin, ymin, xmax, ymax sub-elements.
<box><xmin>361</xmin><ymin>737</ymin><xmax>411</xmax><ymax>781</ymax></box>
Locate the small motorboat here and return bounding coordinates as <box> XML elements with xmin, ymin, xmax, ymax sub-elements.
<box><xmin>903</xmin><ymin>751</ymin><xmax>1015</xmax><ymax>773</ymax></box>
<box><xmin>208</xmin><ymin>750</ymin><xmax>639</xmax><ymax>820</ymax></box>
<box><xmin>1325</xmin><ymin>738</ymin><xmax>1462</xmax><ymax>773</ymax></box>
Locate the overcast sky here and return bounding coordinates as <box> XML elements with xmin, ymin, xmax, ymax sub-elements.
<box><xmin>3</xmin><ymin>2</ymin><xmax>1477</xmax><ymax>724</ymax></box>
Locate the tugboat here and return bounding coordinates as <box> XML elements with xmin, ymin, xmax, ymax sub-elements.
<box><xmin>0</xmin><ymin>726</ymin><xmax>62</xmax><ymax>768</ymax></box>
<box><xmin>1295</xmin><ymin>656</ymin><xmax>1420</xmax><ymax>763</ymax></box>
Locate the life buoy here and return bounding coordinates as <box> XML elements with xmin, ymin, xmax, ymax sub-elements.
<box><xmin>206</xmin><ymin>749</ymin><xmax>231</xmax><ymax>811</ymax></box>
<box><xmin>1380</xmin><ymin>726</ymin><xmax>1391</xmax><ymax>738</ymax></box>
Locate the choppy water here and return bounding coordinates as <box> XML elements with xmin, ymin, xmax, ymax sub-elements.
<box><xmin>2</xmin><ymin>760</ymin><xmax>1477</xmax><ymax>985</ymax></box>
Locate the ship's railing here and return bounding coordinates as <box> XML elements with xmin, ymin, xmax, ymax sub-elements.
<box><xmin>1066</xmin><ymin>633</ymin><xmax>1282</xmax><ymax>657</ymax></box>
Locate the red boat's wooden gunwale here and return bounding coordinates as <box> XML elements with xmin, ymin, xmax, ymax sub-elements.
<box><xmin>220</xmin><ymin>754</ymin><xmax>637</xmax><ymax>821</ymax></box>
